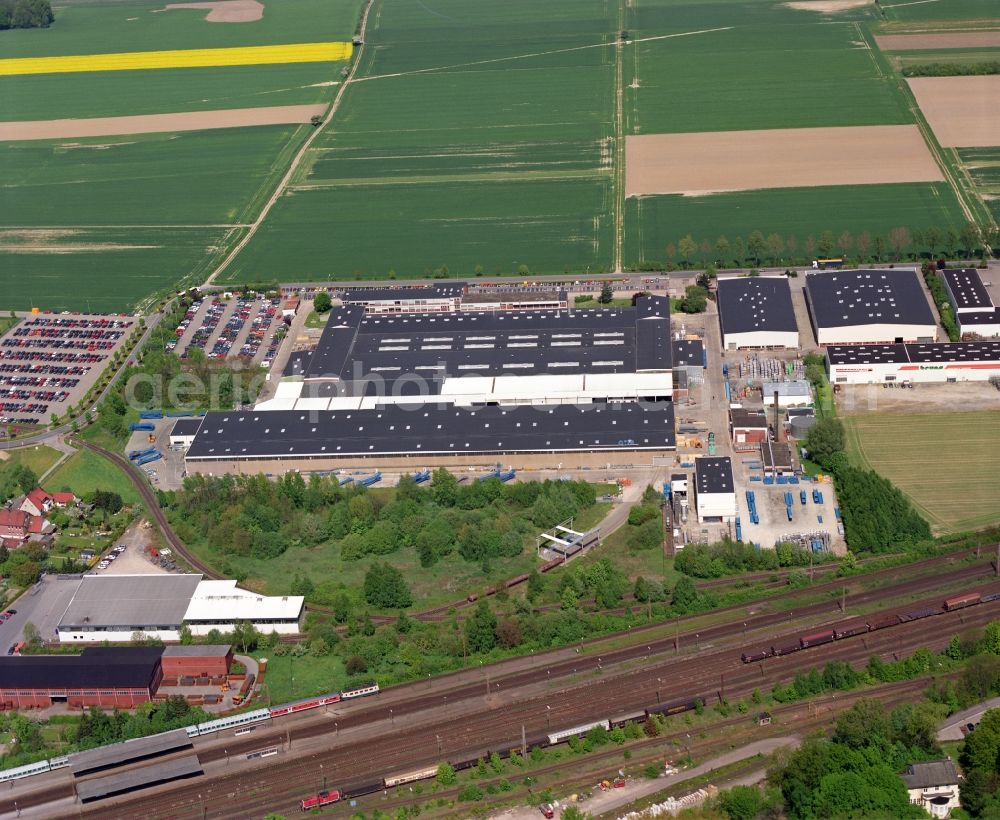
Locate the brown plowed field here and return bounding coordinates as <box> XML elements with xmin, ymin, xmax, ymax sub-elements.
<box><xmin>876</xmin><ymin>32</ymin><xmax>1000</xmax><ymax>50</ymax></box>
<box><xmin>0</xmin><ymin>104</ymin><xmax>327</xmax><ymax>141</ymax></box>
<box><xmin>625</xmin><ymin>125</ymin><xmax>943</xmax><ymax>196</ymax></box>
<box><xmin>907</xmin><ymin>77</ymin><xmax>1000</xmax><ymax>148</ymax></box>
<box><xmin>163</xmin><ymin>0</ymin><xmax>263</xmax><ymax>23</ymax></box>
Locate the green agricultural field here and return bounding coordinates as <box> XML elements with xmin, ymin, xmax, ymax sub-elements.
<box><xmin>843</xmin><ymin>411</ymin><xmax>1000</xmax><ymax>533</ymax></box>
<box><xmin>47</xmin><ymin>449</ymin><xmax>140</xmax><ymax>505</ymax></box>
<box><xmin>0</xmin><ymin>0</ymin><xmax>363</xmax><ymax>58</ymax></box>
<box><xmin>625</xmin><ymin>6</ymin><xmax>911</xmax><ymax>134</ymax></box>
<box><xmin>624</xmin><ymin>182</ymin><xmax>967</xmax><ymax>268</ymax></box>
<box><xmin>1</xmin><ymin>63</ymin><xmax>344</xmax><ymax>122</ymax></box>
<box><xmin>227</xmin><ymin>177</ymin><xmax>614</xmax><ymax>280</ymax></box>
<box><xmin>879</xmin><ymin>0</ymin><xmax>1000</xmax><ymax>23</ymax></box>
<box><xmin>0</xmin><ymin>227</ymin><xmax>231</xmax><ymax>312</ymax></box>
<box><xmin>0</xmin><ymin>126</ymin><xmax>308</xmax><ymax>226</ymax></box>
<box><xmin>0</xmin><ymin>126</ymin><xmax>315</xmax><ymax>311</ymax></box>
<box><xmin>221</xmin><ymin>0</ymin><xmax>618</xmax><ymax>282</ymax></box>
<box><xmin>960</xmin><ymin>148</ymin><xmax>1000</xmax><ymax>221</ymax></box>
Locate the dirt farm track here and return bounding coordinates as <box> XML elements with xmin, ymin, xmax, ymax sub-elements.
<box><xmin>0</xmin><ymin>104</ymin><xmax>328</xmax><ymax>141</ymax></box>
<box><xmin>625</xmin><ymin>125</ymin><xmax>943</xmax><ymax>196</ymax></box>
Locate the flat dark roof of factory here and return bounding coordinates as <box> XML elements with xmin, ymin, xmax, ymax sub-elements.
<box><xmin>825</xmin><ymin>344</ymin><xmax>909</xmax><ymax>365</ymax></box>
<box><xmin>298</xmin><ymin>296</ymin><xmax>672</xmax><ymax>383</ymax></box>
<box><xmin>959</xmin><ymin>309</ymin><xmax>1000</xmax><ymax>326</ymax></box>
<box><xmin>187</xmin><ymin>402</ymin><xmax>676</xmax><ymax>460</ymax></box>
<box><xmin>805</xmin><ymin>269</ymin><xmax>935</xmax><ymax>328</ymax></box>
<box><xmin>672</xmin><ymin>339</ymin><xmax>705</xmax><ymax>367</ymax></box>
<box><xmin>717</xmin><ymin>277</ymin><xmax>798</xmax><ymax>335</ymax></box>
<box><xmin>0</xmin><ymin>647</ymin><xmax>163</xmax><ymax>691</ymax></box>
<box><xmin>695</xmin><ymin>457</ymin><xmax>734</xmax><ymax>494</ymax></box>
<box><xmin>731</xmin><ymin>408</ymin><xmax>767</xmax><ymax>428</ymax></box>
<box><xmin>283</xmin><ymin>350</ymin><xmax>312</xmax><ymax>377</ymax></box>
<box><xmin>827</xmin><ymin>341</ymin><xmax>1000</xmax><ymax>365</ymax></box>
<box><xmin>942</xmin><ymin>268</ymin><xmax>992</xmax><ymax>311</ymax></box>
<box><xmin>170</xmin><ymin>417</ymin><xmax>203</xmax><ymax>436</ymax></box>
<box><xmin>338</xmin><ymin>283</ymin><xmax>466</xmax><ymax>302</ymax></box>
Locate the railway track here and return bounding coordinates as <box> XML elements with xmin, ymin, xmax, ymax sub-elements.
<box><xmin>16</xmin><ymin>582</ymin><xmax>1000</xmax><ymax>819</ymax></box>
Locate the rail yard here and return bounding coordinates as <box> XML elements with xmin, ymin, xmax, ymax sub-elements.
<box><xmin>4</xmin><ymin>549</ymin><xmax>1000</xmax><ymax>818</ymax></box>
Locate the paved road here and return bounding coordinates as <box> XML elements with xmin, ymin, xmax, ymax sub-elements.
<box><xmin>938</xmin><ymin>697</ymin><xmax>1000</xmax><ymax>741</ymax></box>
<box><xmin>491</xmin><ymin>736</ymin><xmax>800</xmax><ymax>819</ymax></box>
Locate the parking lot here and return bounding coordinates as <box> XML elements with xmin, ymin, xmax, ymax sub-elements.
<box><xmin>0</xmin><ymin>575</ymin><xmax>83</xmax><ymax>649</ymax></box>
<box><xmin>0</xmin><ymin>312</ymin><xmax>136</xmax><ymax>429</ymax></box>
<box><xmin>169</xmin><ymin>293</ymin><xmax>288</xmax><ymax>366</ymax></box>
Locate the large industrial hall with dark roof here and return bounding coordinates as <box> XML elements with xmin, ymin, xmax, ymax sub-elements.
<box><xmin>185</xmin><ymin>295</ymin><xmax>679</xmax><ymax>474</ymax></box>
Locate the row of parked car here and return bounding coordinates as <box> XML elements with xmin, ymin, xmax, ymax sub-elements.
<box><xmin>93</xmin><ymin>543</ymin><xmax>128</xmax><ymax>572</ymax></box>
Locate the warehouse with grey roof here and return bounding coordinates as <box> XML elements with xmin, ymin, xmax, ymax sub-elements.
<box><xmin>716</xmin><ymin>276</ymin><xmax>799</xmax><ymax>349</ymax></box>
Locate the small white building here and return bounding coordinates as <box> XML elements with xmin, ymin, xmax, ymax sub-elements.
<box><xmin>762</xmin><ymin>381</ymin><xmax>812</xmax><ymax>407</ymax></box>
<box><xmin>805</xmin><ymin>269</ymin><xmax>937</xmax><ymax>346</ymax></box>
<box><xmin>168</xmin><ymin>417</ymin><xmax>204</xmax><ymax>449</ymax></box>
<box><xmin>902</xmin><ymin>760</ymin><xmax>961</xmax><ymax>819</ymax></box>
<box><xmin>959</xmin><ymin>309</ymin><xmax>1000</xmax><ymax>339</ymax></box>
<box><xmin>694</xmin><ymin>456</ymin><xmax>737</xmax><ymax>523</ymax></box>
<box><xmin>716</xmin><ymin>276</ymin><xmax>799</xmax><ymax>350</ymax></box>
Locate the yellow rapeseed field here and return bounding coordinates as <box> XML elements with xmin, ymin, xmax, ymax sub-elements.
<box><xmin>0</xmin><ymin>42</ymin><xmax>352</xmax><ymax>76</ymax></box>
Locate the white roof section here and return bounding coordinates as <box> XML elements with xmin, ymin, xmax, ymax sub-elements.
<box><xmin>254</xmin><ymin>380</ymin><xmax>304</xmax><ymax>411</ymax></box>
<box><xmin>435</xmin><ymin>372</ymin><xmax>672</xmax><ymax>405</ymax></box>
<box><xmin>184</xmin><ymin>580</ymin><xmax>304</xmax><ymax>622</ymax></box>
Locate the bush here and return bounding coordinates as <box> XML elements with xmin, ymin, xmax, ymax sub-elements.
<box><xmin>458</xmin><ymin>785</ymin><xmax>484</xmax><ymax>801</ymax></box>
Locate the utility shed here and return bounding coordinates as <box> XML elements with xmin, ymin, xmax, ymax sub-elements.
<box><xmin>762</xmin><ymin>381</ymin><xmax>812</xmax><ymax>407</ymax></box>
<box><xmin>161</xmin><ymin>645</ymin><xmax>233</xmax><ymax>679</ymax></box>
<box><xmin>694</xmin><ymin>456</ymin><xmax>737</xmax><ymax>523</ymax></box>
<box><xmin>168</xmin><ymin>417</ymin><xmax>203</xmax><ymax>448</ymax></box>
<box><xmin>804</xmin><ymin>269</ymin><xmax>937</xmax><ymax>346</ymax></box>
<box><xmin>730</xmin><ymin>408</ymin><xmax>768</xmax><ymax>450</ymax></box>
<box><xmin>717</xmin><ymin>276</ymin><xmax>799</xmax><ymax>349</ymax></box>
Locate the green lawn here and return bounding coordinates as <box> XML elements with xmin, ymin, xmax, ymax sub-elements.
<box><xmin>1</xmin><ymin>444</ymin><xmax>63</xmax><ymax>478</ymax></box>
<box><xmin>262</xmin><ymin>653</ymin><xmax>347</xmax><ymax>704</ymax></box>
<box><xmin>304</xmin><ymin>310</ymin><xmax>328</xmax><ymax>329</ymax></box>
<box><xmin>47</xmin><ymin>449</ymin><xmax>141</xmax><ymax>505</ymax></box>
<box><xmin>0</xmin><ymin>316</ymin><xmax>18</xmax><ymax>335</ymax></box>
<box><xmin>843</xmin><ymin>411</ymin><xmax>1000</xmax><ymax>533</ymax></box>
<box><xmin>624</xmin><ymin>182</ymin><xmax>968</xmax><ymax>268</ymax></box>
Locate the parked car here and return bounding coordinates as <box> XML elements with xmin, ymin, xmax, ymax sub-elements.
<box><xmin>4</xmin><ymin>609</ymin><xmax>16</xmax><ymax>616</ymax></box>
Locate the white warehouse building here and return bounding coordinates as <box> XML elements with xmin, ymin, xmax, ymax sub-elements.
<box><xmin>826</xmin><ymin>341</ymin><xmax>1000</xmax><ymax>385</ymax></box>
<box><xmin>57</xmin><ymin>575</ymin><xmax>304</xmax><ymax>643</ymax></box>
<box><xmin>694</xmin><ymin>456</ymin><xmax>738</xmax><ymax>523</ymax></box>
<box><xmin>805</xmin><ymin>269</ymin><xmax>938</xmax><ymax>346</ymax></box>
<box><xmin>716</xmin><ymin>275</ymin><xmax>799</xmax><ymax>350</ymax></box>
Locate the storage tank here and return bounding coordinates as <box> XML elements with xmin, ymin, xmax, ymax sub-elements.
<box><xmin>789</xmin><ymin>415</ymin><xmax>816</xmax><ymax>439</ymax></box>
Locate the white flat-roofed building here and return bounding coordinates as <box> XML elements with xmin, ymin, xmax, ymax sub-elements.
<box><xmin>183</xmin><ymin>580</ymin><xmax>304</xmax><ymax>636</ymax></box>
<box><xmin>762</xmin><ymin>380</ymin><xmax>812</xmax><ymax>407</ymax></box>
<box><xmin>694</xmin><ymin>456</ymin><xmax>737</xmax><ymax>523</ymax></box>
<box><xmin>805</xmin><ymin>269</ymin><xmax>937</xmax><ymax>346</ymax></box>
<box><xmin>57</xmin><ymin>575</ymin><xmax>303</xmax><ymax>643</ymax></box>
<box><xmin>168</xmin><ymin>418</ymin><xmax>204</xmax><ymax>449</ymax></box>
